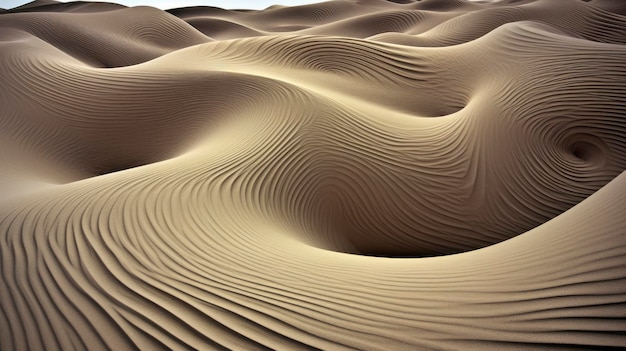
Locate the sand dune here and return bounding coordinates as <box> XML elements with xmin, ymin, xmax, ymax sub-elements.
<box><xmin>1</xmin><ymin>0</ymin><xmax>625</xmax><ymax>350</ymax></box>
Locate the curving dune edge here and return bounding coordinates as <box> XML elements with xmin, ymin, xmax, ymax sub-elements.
<box><xmin>1</xmin><ymin>0</ymin><xmax>625</xmax><ymax>350</ymax></box>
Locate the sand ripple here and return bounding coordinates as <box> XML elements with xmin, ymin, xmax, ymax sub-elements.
<box><xmin>1</xmin><ymin>0</ymin><xmax>625</xmax><ymax>349</ymax></box>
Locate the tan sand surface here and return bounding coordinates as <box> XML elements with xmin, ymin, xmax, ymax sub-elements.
<box><xmin>1</xmin><ymin>0</ymin><xmax>625</xmax><ymax>349</ymax></box>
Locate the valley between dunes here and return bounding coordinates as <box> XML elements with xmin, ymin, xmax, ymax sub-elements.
<box><xmin>1</xmin><ymin>0</ymin><xmax>625</xmax><ymax>349</ymax></box>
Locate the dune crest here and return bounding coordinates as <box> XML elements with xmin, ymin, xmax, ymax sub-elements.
<box><xmin>1</xmin><ymin>0</ymin><xmax>625</xmax><ymax>350</ymax></box>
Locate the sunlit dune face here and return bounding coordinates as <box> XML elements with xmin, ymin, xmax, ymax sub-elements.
<box><xmin>1</xmin><ymin>0</ymin><xmax>625</xmax><ymax>350</ymax></box>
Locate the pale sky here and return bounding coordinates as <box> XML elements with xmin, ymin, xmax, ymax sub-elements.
<box><xmin>2</xmin><ymin>0</ymin><xmax>322</xmax><ymax>10</ymax></box>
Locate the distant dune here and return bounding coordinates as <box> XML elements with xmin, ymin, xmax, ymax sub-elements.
<box><xmin>1</xmin><ymin>0</ymin><xmax>625</xmax><ymax>349</ymax></box>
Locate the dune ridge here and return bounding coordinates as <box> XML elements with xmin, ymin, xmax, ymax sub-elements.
<box><xmin>1</xmin><ymin>0</ymin><xmax>625</xmax><ymax>350</ymax></box>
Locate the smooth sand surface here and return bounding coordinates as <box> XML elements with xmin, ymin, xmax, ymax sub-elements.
<box><xmin>1</xmin><ymin>0</ymin><xmax>625</xmax><ymax>349</ymax></box>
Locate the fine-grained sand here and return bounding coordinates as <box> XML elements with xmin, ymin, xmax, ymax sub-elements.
<box><xmin>1</xmin><ymin>0</ymin><xmax>625</xmax><ymax>349</ymax></box>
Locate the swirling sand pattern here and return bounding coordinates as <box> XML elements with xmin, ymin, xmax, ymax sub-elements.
<box><xmin>1</xmin><ymin>0</ymin><xmax>625</xmax><ymax>350</ymax></box>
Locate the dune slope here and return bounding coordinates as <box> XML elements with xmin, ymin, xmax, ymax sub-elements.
<box><xmin>1</xmin><ymin>0</ymin><xmax>625</xmax><ymax>350</ymax></box>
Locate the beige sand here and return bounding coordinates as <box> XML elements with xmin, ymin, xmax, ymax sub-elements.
<box><xmin>1</xmin><ymin>0</ymin><xmax>625</xmax><ymax>349</ymax></box>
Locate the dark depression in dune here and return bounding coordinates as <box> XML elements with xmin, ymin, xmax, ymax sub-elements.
<box><xmin>0</xmin><ymin>0</ymin><xmax>625</xmax><ymax>350</ymax></box>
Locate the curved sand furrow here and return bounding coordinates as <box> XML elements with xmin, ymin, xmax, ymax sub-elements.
<box><xmin>302</xmin><ymin>10</ymin><xmax>426</xmax><ymax>38</ymax></box>
<box><xmin>371</xmin><ymin>0</ymin><xmax>626</xmax><ymax>47</ymax></box>
<box><xmin>184</xmin><ymin>17</ymin><xmax>261</xmax><ymax>40</ymax></box>
<box><xmin>0</xmin><ymin>6</ymin><xmax>208</xmax><ymax>67</ymax></box>
<box><xmin>1</xmin><ymin>19</ymin><xmax>625</xmax><ymax>252</ymax></box>
<box><xmin>1</xmin><ymin>1</ymin><xmax>626</xmax><ymax>350</ymax></box>
<box><xmin>1</xmin><ymin>160</ymin><xmax>624</xmax><ymax>349</ymax></box>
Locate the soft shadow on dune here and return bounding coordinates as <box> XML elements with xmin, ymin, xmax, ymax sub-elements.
<box><xmin>1</xmin><ymin>0</ymin><xmax>625</xmax><ymax>350</ymax></box>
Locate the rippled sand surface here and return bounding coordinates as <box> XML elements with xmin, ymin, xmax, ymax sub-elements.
<box><xmin>1</xmin><ymin>0</ymin><xmax>625</xmax><ymax>349</ymax></box>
